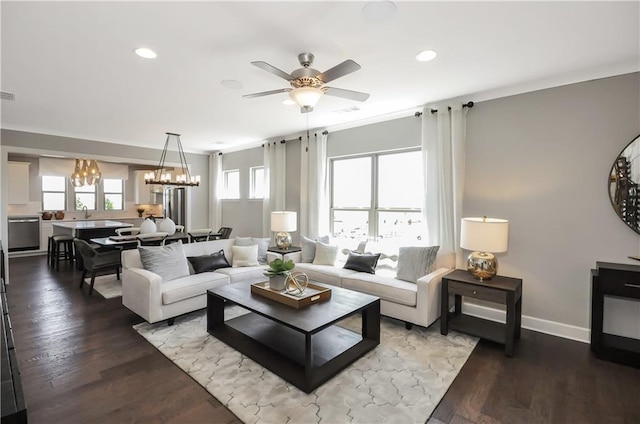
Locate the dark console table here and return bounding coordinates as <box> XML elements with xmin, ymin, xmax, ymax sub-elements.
<box><xmin>591</xmin><ymin>262</ymin><xmax>640</xmax><ymax>368</ymax></box>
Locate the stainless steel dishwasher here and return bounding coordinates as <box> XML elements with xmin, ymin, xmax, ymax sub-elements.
<box><xmin>8</xmin><ymin>216</ymin><xmax>40</xmax><ymax>252</ymax></box>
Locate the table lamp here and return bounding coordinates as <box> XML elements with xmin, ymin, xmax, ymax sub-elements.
<box><xmin>271</xmin><ymin>211</ymin><xmax>297</xmax><ymax>249</ymax></box>
<box><xmin>460</xmin><ymin>216</ymin><xmax>509</xmax><ymax>280</ymax></box>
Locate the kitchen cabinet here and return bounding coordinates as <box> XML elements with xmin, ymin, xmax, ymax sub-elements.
<box><xmin>134</xmin><ymin>171</ymin><xmax>162</xmax><ymax>204</ymax></box>
<box><xmin>40</xmin><ymin>221</ymin><xmax>53</xmax><ymax>252</ymax></box>
<box><xmin>7</xmin><ymin>162</ymin><xmax>30</xmax><ymax>204</ymax></box>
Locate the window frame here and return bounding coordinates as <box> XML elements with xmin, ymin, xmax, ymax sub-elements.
<box><xmin>41</xmin><ymin>175</ymin><xmax>67</xmax><ymax>211</ymax></box>
<box><xmin>330</xmin><ymin>148</ymin><xmax>423</xmax><ymax>240</ymax></box>
<box><xmin>249</xmin><ymin>166</ymin><xmax>265</xmax><ymax>199</ymax></box>
<box><xmin>103</xmin><ymin>178</ymin><xmax>124</xmax><ymax>210</ymax></box>
<box><xmin>74</xmin><ymin>183</ymin><xmax>97</xmax><ymax>211</ymax></box>
<box><xmin>222</xmin><ymin>169</ymin><xmax>240</xmax><ymax>200</ymax></box>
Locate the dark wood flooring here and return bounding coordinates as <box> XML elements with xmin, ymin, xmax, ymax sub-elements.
<box><xmin>5</xmin><ymin>255</ymin><xmax>640</xmax><ymax>424</ymax></box>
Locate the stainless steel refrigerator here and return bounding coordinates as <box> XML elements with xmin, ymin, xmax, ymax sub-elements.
<box><xmin>163</xmin><ymin>187</ymin><xmax>185</xmax><ymax>227</ymax></box>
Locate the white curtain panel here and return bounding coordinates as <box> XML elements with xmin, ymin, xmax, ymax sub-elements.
<box><xmin>422</xmin><ymin>103</ymin><xmax>467</xmax><ymax>259</ymax></box>
<box><xmin>209</xmin><ymin>153</ymin><xmax>223</xmax><ymax>231</ymax></box>
<box><xmin>262</xmin><ymin>140</ymin><xmax>286</xmax><ymax>237</ymax></box>
<box><xmin>300</xmin><ymin>131</ymin><xmax>329</xmax><ymax>238</ymax></box>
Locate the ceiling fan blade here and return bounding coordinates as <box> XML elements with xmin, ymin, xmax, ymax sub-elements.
<box><xmin>317</xmin><ymin>60</ymin><xmax>361</xmax><ymax>83</ymax></box>
<box><xmin>251</xmin><ymin>61</ymin><xmax>293</xmax><ymax>81</ymax></box>
<box><xmin>325</xmin><ymin>87</ymin><xmax>370</xmax><ymax>102</ymax></box>
<box><xmin>243</xmin><ymin>88</ymin><xmax>291</xmax><ymax>99</ymax></box>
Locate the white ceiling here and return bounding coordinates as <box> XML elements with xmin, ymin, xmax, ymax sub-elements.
<box><xmin>2</xmin><ymin>1</ymin><xmax>638</xmax><ymax>154</ymax></box>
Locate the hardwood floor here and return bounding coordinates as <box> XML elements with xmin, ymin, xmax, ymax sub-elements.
<box><xmin>5</xmin><ymin>255</ymin><xmax>640</xmax><ymax>423</ymax></box>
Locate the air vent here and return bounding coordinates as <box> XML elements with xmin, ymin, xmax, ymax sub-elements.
<box><xmin>1</xmin><ymin>91</ymin><xmax>15</xmax><ymax>101</ymax></box>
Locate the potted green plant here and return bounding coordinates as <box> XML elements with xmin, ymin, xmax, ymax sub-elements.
<box><xmin>264</xmin><ymin>258</ymin><xmax>295</xmax><ymax>291</ymax></box>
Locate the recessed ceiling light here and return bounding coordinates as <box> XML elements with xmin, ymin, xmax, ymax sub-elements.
<box><xmin>415</xmin><ymin>50</ymin><xmax>437</xmax><ymax>62</ymax></box>
<box><xmin>362</xmin><ymin>1</ymin><xmax>396</xmax><ymax>23</ymax></box>
<box><xmin>282</xmin><ymin>99</ymin><xmax>296</xmax><ymax>106</ymax></box>
<box><xmin>134</xmin><ymin>47</ymin><xmax>157</xmax><ymax>59</ymax></box>
<box><xmin>221</xmin><ymin>79</ymin><xmax>243</xmax><ymax>90</ymax></box>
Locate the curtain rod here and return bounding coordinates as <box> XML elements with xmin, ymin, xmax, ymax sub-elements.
<box><xmin>414</xmin><ymin>101</ymin><xmax>475</xmax><ymax>117</ymax></box>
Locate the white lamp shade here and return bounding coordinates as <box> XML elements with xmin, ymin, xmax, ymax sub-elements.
<box><xmin>271</xmin><ymin>211</ymin><xmax>297</xmax><ymax>232</ymax></box>
<box><xmin>460</xmin><ymin>217</ymin><xmax>509</xmax><ymax>253</ymax></box>
<box><xmin>289</xmin><ymin>87</ymin><xmax>324</xmax><ymax>108</ymax></box>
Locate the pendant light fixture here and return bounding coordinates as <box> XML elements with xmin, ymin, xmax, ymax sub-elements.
<box><xmin>144</xmin><ymin>132</ymin><xmax>200</xmax><ymax>187</ymax></box>
<box><xmin>70</xmin><ymin>158</ymin><xmax>102</xmax><ymax>187</ymax></box>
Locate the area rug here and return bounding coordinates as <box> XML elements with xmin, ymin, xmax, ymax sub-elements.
<box><xmin>82</xmin><ymin>275</ymin><xmax>122</xmax><ymax>299</ymax></box>
<box><xmin>134</xmin><ymin>307</ymin><xmax>478</xmax><ymax>424</ymax></box>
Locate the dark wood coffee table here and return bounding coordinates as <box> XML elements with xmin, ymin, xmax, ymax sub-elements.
<box><xmin>207</xmin><ymin>282</ymin><xmax>380</xmax><ymax>393</ymax></box>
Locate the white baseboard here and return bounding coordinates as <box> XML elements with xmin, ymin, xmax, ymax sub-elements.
<box><xmin>462</xmin><ymin>302</ymin><xmax>591</xmax><ymax>344</ymax></box>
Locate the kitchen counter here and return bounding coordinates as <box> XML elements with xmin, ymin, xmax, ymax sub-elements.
<box><xmin>52</xmin><ymin>220</ymin><xmax>134</xmax><ymax>230</ymax></box>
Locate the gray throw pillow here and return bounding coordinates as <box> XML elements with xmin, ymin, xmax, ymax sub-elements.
<box><xmin>139</xmin><ymin>241</ymin><xmax>190</xmax><ymax>282</ymax></box>
<box><xmin>300</xmin><ymin>235</ymin><xmax>330</xmax><ymax>263</ymax></box>
<box><xmin>343</xmin><ymin>251</ymin><xmax>381</xmax><ymax>274</ymax></box>
<box><xmin>396</xmin><ymin>246</ymin><xmax>440</xmax><ymax>283</ymax></box>
<box><xmin>235</xmin><ymin>237</ymin><xmax>270</xmax><ymax>264</ymax></box>
<box><xmin>187</xmin><ymin>250</ymin><xmax>230</xmax><ymax>274</ymax></box>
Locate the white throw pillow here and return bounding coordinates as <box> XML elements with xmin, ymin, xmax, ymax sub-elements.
<box><xmin>234</xmin><ymin>236</ymin><xmax>270</xmax><ymax>264</ymax></box>
<box><xmin>300</xmin><ymin>235</ymin><xmax>331</xmax><ymax>263</ymax></box>
<box><xmin>231</xmin><ymin>244</ymin><xmax>259</xmax><ymax>267</ymax></box>
<box><xmin>312</xmin><ymin>241</ymin><xmax>338</xmax><ymax>266</ymax></box>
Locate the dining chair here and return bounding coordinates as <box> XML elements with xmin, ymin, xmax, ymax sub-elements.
<box><xmin>136</xmin><ymin>232</ymin><xmax>169</xmax><ymax>246</ymax></box>
<box><xmin>73</xmin><ymin>238</ymin><xmax>122</xmax><ymax>296</ymax></box>
<box><xmin>188</xmin><ymin>229</ymin><xmax>212</xmax><ymax>243</ymax></box>
<box><xmin>210</xmin><ymin>227</ymin><xmax>233</xmax><ymax>240</ymax></box>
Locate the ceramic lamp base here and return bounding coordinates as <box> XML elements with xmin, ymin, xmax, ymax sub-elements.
<box><xmin>466</xmin><ymin>251</ymin><xmax>497</xmax><ymax>281</ymax></box>
<box><xmin>275</xmin><ymin>232</ymin><xmax>292</xmax><ymax>249</ymax></box>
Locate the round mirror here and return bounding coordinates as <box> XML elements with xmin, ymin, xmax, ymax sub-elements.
<box><xmin>609</xmin><ymin>134</ymin><xmax>640</xmax><ymax>234</ymax></box>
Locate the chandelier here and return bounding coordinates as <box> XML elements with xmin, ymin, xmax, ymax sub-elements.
<box><xmin>144</xmin><ymin>132</ymin><xmax>200</xmax><ymax>187</ymax></box>
<box><xmin>70</xmin><ymin>159</ymin><xmax>102</xmax><ymax>187</ymax></box>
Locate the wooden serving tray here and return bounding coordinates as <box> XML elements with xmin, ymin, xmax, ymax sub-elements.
<box><xmin>251</xmin><ymin>281</ymin><xmax>332</xmax><ymax>309</ymax></box>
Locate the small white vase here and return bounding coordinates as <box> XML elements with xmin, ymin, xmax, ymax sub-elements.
<box><xmin>269</xmin><ymin>274</ymin><xmax>287</xmax><ymax>291</ymax></box>
<box><xmin>158</xmin><ymin>217</ymin><xmax>176</xmax><ymax>235</ymax></box>
<box><xmin>139</xmin><ymin>218</ymin><xmax>157</xmax><ymax>234</ymax></box>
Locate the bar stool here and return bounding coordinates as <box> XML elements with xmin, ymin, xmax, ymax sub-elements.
<box><xmin>51</xmin><ymin>235</ymin><xmax>75</xmax><ymax>270</ymax></box>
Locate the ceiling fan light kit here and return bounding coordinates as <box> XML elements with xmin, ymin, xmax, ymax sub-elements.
<box><xmin>244</xmin><ymin>52</ymin><xmax>370</xmax><ymax>113</ymax></box>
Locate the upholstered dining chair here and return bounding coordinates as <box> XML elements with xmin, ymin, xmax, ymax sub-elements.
<box><xmin>136</xmin><ymin>232</ymin><xmax>169</xmax><ymax>246</ymax></box>
<box><xmin>73</xmin><ymin>238</ymin><xmax>122</xmax><ymax>296</ymax></box>
<box><xmin>188</xmin><ymin>229</ymin><xmax>212</xmax><ymax>243</ymax></box>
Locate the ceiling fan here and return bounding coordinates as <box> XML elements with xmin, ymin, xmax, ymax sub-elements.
<box><xmin>243</xmin><ymin>52</ymin><xmax>370</xmax><ymax>113</ymax></box>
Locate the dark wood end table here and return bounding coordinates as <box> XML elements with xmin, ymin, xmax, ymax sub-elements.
<box><xmin>441</xmin><ymin>269</ymin><xmax>523</xmax><ymax>357</ymax></box>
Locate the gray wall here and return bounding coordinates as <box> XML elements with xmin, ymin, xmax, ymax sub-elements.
<box><xmin>464</xmin><ymin>72</ymin><xmax>640</xmax><ymax>338</ymax></box>
<box><xmin>0</xmin><ymin>130</ymin><xmax>211</xmax><ymax>229</ymax></box>
<box><xmin>221</xmin><ymin>72</ymin><xmax>640</xmax><ymax>341</ymax></box>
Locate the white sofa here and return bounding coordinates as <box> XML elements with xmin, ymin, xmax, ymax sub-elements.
<box><xmin>284</xmin><ymin>248</ymin><xmax>455</xmax><ymax>329</ymax></box>
<box><xmin>121</xmin><ymin>239</ymin><xmax>275</xmax><ymax>324</ymax></box>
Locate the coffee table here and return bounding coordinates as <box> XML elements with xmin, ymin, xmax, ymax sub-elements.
<box><xmin>207</xmin><ymin>282</ymin><xmax>380</xmax><ymax>393</ymax></box>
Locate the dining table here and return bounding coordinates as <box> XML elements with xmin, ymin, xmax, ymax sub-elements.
<box><xmin>90</xmin><ymin>231</ymin><xmax>189</xmax><ymax>249</ymax></box>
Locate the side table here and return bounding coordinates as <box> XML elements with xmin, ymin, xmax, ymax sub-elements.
<box><xmin>267</xmin><ymin>246</ymin><xmax>301</xmax><ymax>260</ymax></box>
<box><xmin>441</xmin><ymin>269</ymin><xmax>523</xmax><ymax>357</ymax></box>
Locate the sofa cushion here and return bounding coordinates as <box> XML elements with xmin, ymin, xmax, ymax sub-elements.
<box><xmin>231</xmin><ymin>245</ymin><xmax>259</xmax><ymax>267</ymax></box>
<box><xmin>300</xmin><ymin>235</ymin><xmax>331</xmax><ymax>263</ymax></box>
<box><xmin>161</xmin><ymin>271</ymin><xmax>230</xmax><ymax>305</ymax></box>
<box><xmin>213</xmin><ymin>266</ymin><xmax>267</xmax><ymax>285</ymax></box>
<box><xmin>312</xmin><ymin>241</ymin><xmax>338</xmax><ymax>266</ymax></box>
<box><xmin>396</xmin><ymin>246</ymin><xmax>440</xmax><ymax>283</ymax></box>
<box><xmin>235</xmin><ymin>237</ymin><xmax>270</xmax><ymax>264</ymax></box>
<box><xmin>294</xmin><ymin>263</ymin><xmax>357</xmax><ymax>287</ymax></box>
<box><xmin>341</xmin><ymin>273</ymin><xmax>417</xmax><ymax>307</ymax></box>
<box><xmin>138</xmin><ymin>241</ymin><xmax>190</xmax><ymax>282</ymax></box>
<box><xmin>187</xmin><ymin>249</ymin><xmax>231</xmax><ymax>274</ymax></box>
<box><xmin>343</xmin><ymin>252</ymin><xmax>381</xmax><ymax>274</ymax></box>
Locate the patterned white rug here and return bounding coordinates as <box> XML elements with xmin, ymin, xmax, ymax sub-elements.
<box><xmin>82</xmin><ymin>274</ymin><xmax>122</xmax><ymax>299</ymax></box>
<box><xmin>134</xmin><ymin>307</ymin><xmax>478</xmax><ymax>424</ymax></box>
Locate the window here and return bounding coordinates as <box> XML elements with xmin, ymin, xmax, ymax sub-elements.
<box><xmin>223</xmin><ymin>169</ymin><xmax>240</xmax><ymax>199</ymax></box>
<box><xmin>75</xmin><ymin>184</ymin><xmax>96</xmax><ymax>210</ymax></box>
<box><xmin>250</xmin><ymin>166</ymin><xmax>264</xmax><ymax>199</ymax></box>
<box><xmin>42</xmin><ymin>176</ymin><xmax>66</xmax><ymax>211</ymax></box>
<box><xmin>103</xmin><ymin>179</ymin><xmax>123</xmax><ymax>210</ymax></box>
<box><xmin>330</xmin><ymin>149</ymin><xmax>424</xmax><ymax>243</ymax></box>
